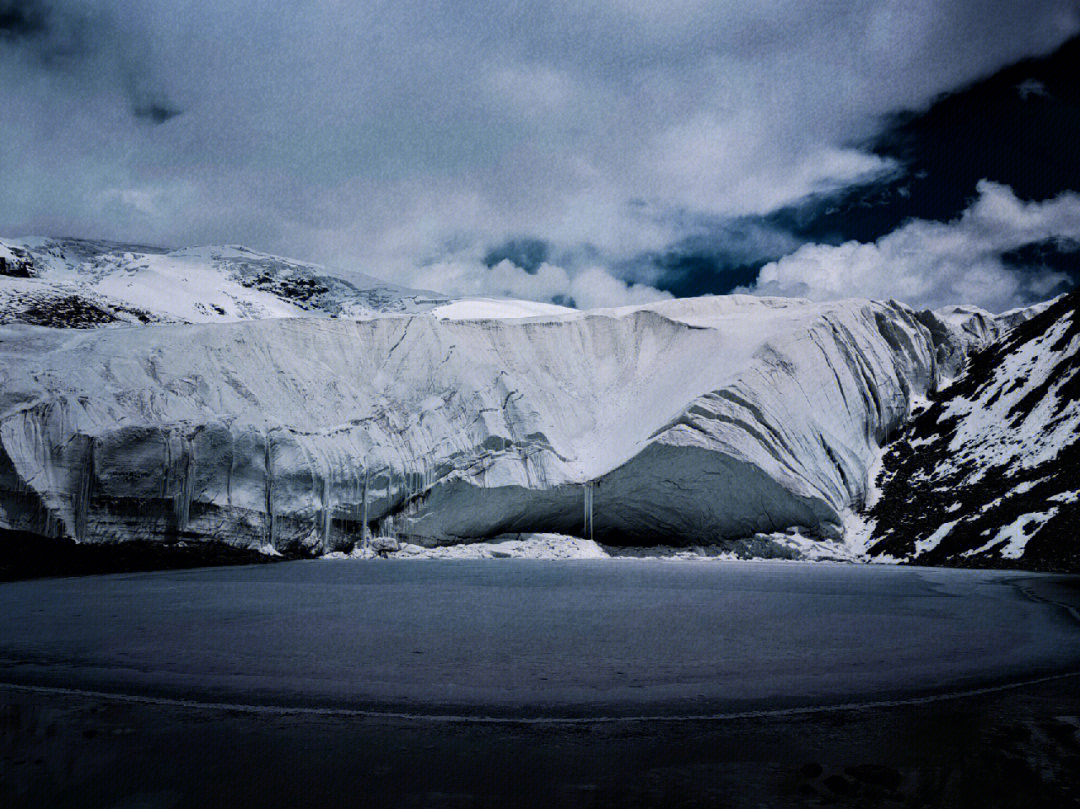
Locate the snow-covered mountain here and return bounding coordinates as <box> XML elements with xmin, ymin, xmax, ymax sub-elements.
<box><xmin>0</xmin><ymin>234</ymin><xmax>1068</xmax><ymax>568</ymax></box>
<box><xmin>0</xmin><ymin>236</ymin><xmax>453</xmax><ymax>325</ymax></box>
<box><xmin>866</xmin><ymin>290</ymin><xmax>1080</xmax><ymax>571</ymax></box>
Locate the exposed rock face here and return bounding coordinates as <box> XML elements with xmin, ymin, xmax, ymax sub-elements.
<box><xmin>0</xmin><ymin>294</ymin><xmax>983</xmax><ymax>554</ymax></box>
<box><xmin>0</xmin><ymin>243</ymin><xmax>34</xmax><ymax>279</ymax></box>
<box><xmin>0</xmin><ymin>277</ymin><xmax>163</xmax><ymax>328</ymax></box>
<box><xmin>867</xmin><ymin>291</ymin><xmax>1080</xmax><ymax>570</ymax></box>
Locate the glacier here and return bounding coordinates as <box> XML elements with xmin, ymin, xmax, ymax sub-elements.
<box><xmin>0</xmin><ymin>286</ymin><xmax>1014</xmax><ymax>555</ymax></box>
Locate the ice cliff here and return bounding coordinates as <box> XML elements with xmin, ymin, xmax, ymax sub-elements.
<box><xmin>0</xmin><ymin>287</ymin><xmax>1008</xmax><ymax>555</ymax></box>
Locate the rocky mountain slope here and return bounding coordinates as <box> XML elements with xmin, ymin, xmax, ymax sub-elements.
<box><xmin>866</xmin><ymin>290</ymin><xmax>1080</xmax><ymax>571</ymax></box>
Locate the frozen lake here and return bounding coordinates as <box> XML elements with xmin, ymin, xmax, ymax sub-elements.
<box><xmin>2</xmin><ymin>560</ymin><xmax>1080</xmax><ymax>718</ymax></box>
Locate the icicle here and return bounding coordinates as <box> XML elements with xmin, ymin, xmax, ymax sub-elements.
<box><xmin>394</xmin><ymin>466</ymin><xmax>403</xmax><ymax>538</ymax></box>
<box><xmin>321</xmin><ymin>472</ymin><xmax>331</xmax><ymax>549</ymax></box>
<box><xmin>590</xmin><ymin>483</ymin><xmax>595</xmax><ymax>540</ymax></box>
<box><xmin>264</xmin><ymin>434</ymin><xmax>276</xmax><ymax>547</ymax></box>
<box><xmin>347</xmin><ymin>470</ymin><xmax>356</xmax><ymax>529</ymax></box>
<box><xmin>360</xmin><ymin>464</ymin><xmax>370</xmax><ymax>545</ymax></box>
<box><xmin>225</xmin><ymin>431</ymin><xmax>234</xmax><ymax>508</ymax></box>
<box><xmin>583</xmin><ymin>483</ymin><xmax>588</xmax><ymax>540</ymax></box>
<box><xmin>162</xmin><ymin>433</ymin><xmax>172</xmax><ymax>503</ymax></box>
<box><xmin>377</xmin><ymin>513</ymin><xmax>392</xmax><ymax>538</ymax></box>
<box><xmin>73</xmin><ymin>437</ymin><xmax>94</xmax><ymax>543</ymax></box>
<box><xmin>583</xmin><ymin>481</ymin><xmax>594</xmax><ymax>542</ymax></box>
<box><xmin>173</xmin><ymin>442</ymin><xmax>194</xmax><ymax>533</ymax></box>
<box><xmin>408</xmin><ymin>464</ymin><xmax>417</xmax><ymax>516</ymax></box>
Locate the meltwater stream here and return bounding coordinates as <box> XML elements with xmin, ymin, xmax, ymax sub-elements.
<box><xmin>1</xmin><ymin>560</ymin><xmax>1079</xmax><ymax>719</ymax></box>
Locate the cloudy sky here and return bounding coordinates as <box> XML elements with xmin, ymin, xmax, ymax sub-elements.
<box><xmin>2</xmin><ymin>0</ymin><xmax>1080</xmax><ymax>310</ymax></box>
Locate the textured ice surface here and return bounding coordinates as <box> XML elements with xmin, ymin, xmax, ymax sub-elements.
<box><xmin>429</xmin><ymin>298</ymin><xmax>576</xmax><ymax>320</ymax></box>
<box><xmin>0</xmin><ymin>291</ymin><xmax>1001</xmax><ymax>555</ymax></box>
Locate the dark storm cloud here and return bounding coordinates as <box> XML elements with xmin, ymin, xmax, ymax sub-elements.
<box><xmin>484</xmin><ymin>239</ymin><xmax>551</xmax><ymax>275</ymax></box>
<box><xmin>0</xmin><ymin>0</ymin><xmax>96</xmax><ymax>62</ymax></box>
<box><xmin>774</xmin><ymin>35</ymin><xmax>1080</xmax><ymax>246</ymax></box>
<box><xmin>0</xmin><ymin>0</ymin><xmax>181</xmax><ymax>122</ymax></box>
<box><xmin>731</xmin><ymin>33</ymin><xmax>1080</xmax><ymax>309</ymax></box>
<box><xmin>1</xmin><ymin>0</ymin><xmax>1078</xmax><ymax>308</ymax></box>
<box><xmin>629</xmin><ymin>33</ymin><xmax>1080</xmax><ymax>303</ymax></box>
<box><xmin>0</xmin><ymin>0</ymin><xmax>47</xmax><ymax>40</ymax></box>
<box><xmin>130</xmin><ymin>103</ymin><xmax>181</xmax><ymax>124</ymax></box>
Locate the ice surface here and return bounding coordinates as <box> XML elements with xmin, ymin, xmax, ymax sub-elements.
<box><xmin>430</xmin><ymin>298</ymin><xmax>576</xmax><ymax>319</ymax></box>
<box><xmin>0</xmin><ymin>290</ymin><xmax>992</xmax><ymax>555</ymax></box>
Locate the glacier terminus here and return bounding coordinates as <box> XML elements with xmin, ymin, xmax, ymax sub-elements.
<box><xmin>4</xmin><ymin>236</ymin><xmax>1060</xmax><ymax>565</ymax></box>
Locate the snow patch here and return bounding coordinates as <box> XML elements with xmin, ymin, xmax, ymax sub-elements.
<box><xmin>1049</xmin><ymin>491</ymin><xmax>1080</xmax><ymax>504</ymax></box>
<box><xmin>993</xmin><ymin>510</ymin><xmax>1059</xmax><ymax>559</ymax></box>
<box><xmin>386</xmin><ymin>533</ymin><xmax>609</xmax><ymax>559</ymax></box>
<box><xmin>0</xmin><ymin>236</ymin><xmax>453</xmax><ymax>327</ymax></box>
<box><xmin>430</xmin><ymin>298</ymin><xmax>576</xmax><ymax>320</ymax></box>
<box><xmin>914</xmin><ymin>520</ymin><xmax>959</xmax><ymax>556</ymax></box>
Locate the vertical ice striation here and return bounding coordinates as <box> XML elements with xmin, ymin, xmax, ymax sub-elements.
<box><xmin>167</xmin><ymin>433</ymin><xmax>196</xmax><ymax>535</ymax></box>
<box><xmin>360</xmin><ymin>465</ymin><xmax>370</xmax><ymax>546</ymax></box>
<box><xmin>264</xmin><ymin>434</ymin><xmax>276</xmax><ymax>548</ymax></box>
<box><xmin>72</xmin><ymin>436</ymin><xmax>94</xmax><ymax>543</ymax></box>
<box><xmin>320</xmin><ymin>471</ymin><xmax>332</xmax><ymax>551</ymax></box>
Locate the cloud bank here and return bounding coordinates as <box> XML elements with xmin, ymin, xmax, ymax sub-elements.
<box><xmin>746</xmin><ymin>181</ymin><xmax>1079</xmax><ymax>311</ymax></box>
<box><xmin>1</xmin><ymin>1</ymin><xmax>1078</xmax><ymax>306</ymax></box>
<box><xmin>414</xmin><ymin>260</ymin><xmax>673</xmax><ymax>310</ymax></box>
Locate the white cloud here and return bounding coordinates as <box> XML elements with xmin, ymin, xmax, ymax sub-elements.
<box><xmin>411</xmin><ymin>259</ymin><xmax>672</xmax><ymax>310</ymax></box>
<box><xmin>646</xmin><ymin>117</ymin><xmax>898</xmax><ymax>216</ymax></box>
<box><xmin>745</xmin><ymin>181</ymin><xmax>1079</xmax><ymax>311</ymax></box>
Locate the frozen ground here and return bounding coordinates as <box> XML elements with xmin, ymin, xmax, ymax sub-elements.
<box><xmin>1</xmin><ymin>561</ymin><xmax>1078</xmax><ymax>717</ymax></box>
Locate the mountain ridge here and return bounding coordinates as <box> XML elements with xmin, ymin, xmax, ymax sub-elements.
<box><xmin>0</xmin><ymin>236</ymin><xmax>453</xmax><ymax>326</ymax></box>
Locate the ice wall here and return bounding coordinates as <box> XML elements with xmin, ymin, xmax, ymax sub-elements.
<box><xmin>0</xmin><ymin>296</ymin><xmax>979</xmax><ymax>552</ymax></box>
